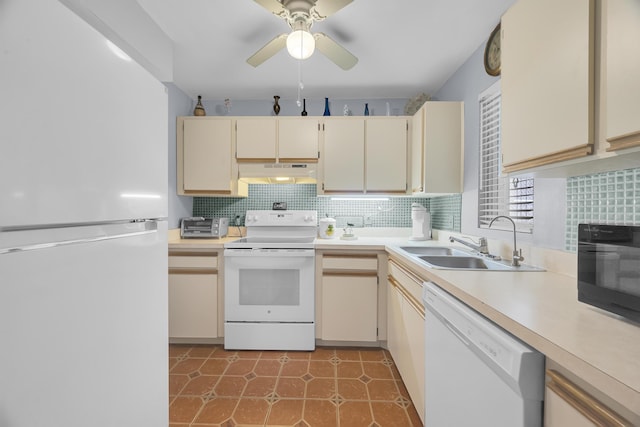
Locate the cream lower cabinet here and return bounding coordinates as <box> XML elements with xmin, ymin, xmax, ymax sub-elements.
<box><xmin>387</xmin><ymin>259</ymin><xmax>425</xmax><ymax>424</ymax></box>
<box><xmin>318</xmin><ymin>252</ymin><xmax>379</xmax><ymax>342</ymax></box>
<box><xmin>168</xmin><ymin>249</ymin><xmax>220</xmax><ymax>341</ymax></box>
<box><xmin>545</xmin><ymin>369</ymin><xmax>632</xmax><ymax>426</ymax></box>
<box><xmin>177</xmin><ymin>117</ymin><xmax>246</xmax><ymax>197</ymax></box>
<box><xmin>501</xmin><ymin>0</ymin><xmax>595</xmax><ymax>173</ymax></box>
<box><xmin>605</xmin><ymin>0</ymin><xmax>640</xmax><ymax>151</ymax></box>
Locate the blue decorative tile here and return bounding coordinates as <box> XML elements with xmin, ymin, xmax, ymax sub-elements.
<box><xmin>192</xmin><ymin>185</ymin><xmax>461</xmax><ymax>232</ymax></box>
<box><xmin>566</xmin><ymin>167</ymin><xmax>640</xmax><ymax>251</ymax></box>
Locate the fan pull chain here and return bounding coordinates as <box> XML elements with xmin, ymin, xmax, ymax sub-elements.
<box><xmin>296</xmin><ymin>59</ymin><xmax>303</xmax><ymax>107</ymax></box>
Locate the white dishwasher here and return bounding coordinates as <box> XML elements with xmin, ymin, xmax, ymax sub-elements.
<box><xmin>422</xmin><ymin>281</ymin><xmax>545</xmax><ymax>427</ymax></box>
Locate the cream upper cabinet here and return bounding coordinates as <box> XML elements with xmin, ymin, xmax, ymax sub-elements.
<box><xmin>605</xmin><ymin>0</ymin><xmax>640</xmax><ymax>151</ymax></box>
<box><xmin>321</xmin><ymin>118</ymin><xmax>365</xmax><ymax>193</ymax></box>
<box><xmin>177</xmin><ymin>117</ymin><xmax>246</xmax><ymax>196</ymax></box>
<box><xmin>236</xmin><ymin>117</ymin><xmax>319</xmax><ymax>162</ymax></box>
<box><xmin>365</xmin><ymin>118</ymin><xmax>408</xmax><ymax>193</ymax></box>
<box><xmin>501</xmin><ymin>0</ymin><xmax>595</xmax><ymax>173</ymax></box>
<box><xmin>320</xmin><ymin>117</ymin><xmax>408</xmax><ymax>194</ymax></box>
<box><xmin>278</xmin><ymin>118</ymin><xmax>319</xmax><ymax>162</ymax></box>
<box><xmin>235</xmin><ymin>118</ymin><xmax>277</xmax><ymax>162</ymax></box>
<box><xmin>410</xmin><ymin>102</ymin><xmax>463</xmax><ymax>194</ymax></box>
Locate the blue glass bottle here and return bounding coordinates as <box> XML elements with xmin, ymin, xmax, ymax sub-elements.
<box><xmin>364</xmin><ymin>103</ymin><xmax>369</xmax><ymax>116</ymax></box>
<box><xmin>323</xmin><ymin>97</ymin><xmax>331</xmax><ymax>116</ymax></box>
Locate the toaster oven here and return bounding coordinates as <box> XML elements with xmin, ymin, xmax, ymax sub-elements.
<box><xmin>180</xmin><ymin>217</ymin><xmax>229</xmax><ymax>238</ymax></box>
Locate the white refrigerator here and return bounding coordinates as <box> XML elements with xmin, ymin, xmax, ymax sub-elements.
<box><xmin>0</xmin><ymin>1</ymin><xmax>169</xmax><ymax>426</ymax></box>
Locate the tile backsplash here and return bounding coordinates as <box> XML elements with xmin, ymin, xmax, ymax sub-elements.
<box><xmin>192</xmin><ymin>184</ymin><xmax>461</xmax><ymax>232</ymax></box>
<box><xmin>565</xmin><ymin>167</ymin><xmax>640</xmax><ymax>251</ymax></box>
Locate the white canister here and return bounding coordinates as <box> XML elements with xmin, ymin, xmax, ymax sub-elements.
<box><xmin>318</xmin><ymin>218</ymin><xmax>337</xmax><ymax>239</ymax></box>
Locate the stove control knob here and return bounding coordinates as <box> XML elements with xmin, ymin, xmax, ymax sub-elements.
<box><xmin>304</xmin><ymin>215</ymin><xmax>314</xmax><ymax>222</ymax></box>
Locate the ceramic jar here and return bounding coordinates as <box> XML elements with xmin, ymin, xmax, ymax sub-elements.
<box><xmin>318</xmin><ymin>218</ymin><xmax>336</xmax><ymax>239</ymax></box>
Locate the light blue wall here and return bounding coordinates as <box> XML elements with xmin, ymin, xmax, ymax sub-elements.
<box><xmin>166</xmin><ymin>83</ymin><xmax>193</xmax><ymax>228</ymax></box>
<box><xmin>433</xmin><ymin>43</ymin><xmax>567</xmax><ymax>250</ymax></box>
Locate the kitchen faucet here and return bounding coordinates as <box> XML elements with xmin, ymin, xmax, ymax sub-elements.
<box><xmin>489</xmin><ymin>215</ymin><xmax>524</xmax><ymax>267</ymax></box>
<box><xmin>449</xmin><ymin>235</ymin><xmax>489</xmax><ymax>255</ymax></box>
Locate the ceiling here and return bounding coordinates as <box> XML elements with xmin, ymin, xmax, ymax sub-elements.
<box><xmin>136</xmin><ymin>0</ymin><xmax>516</xmax><ymax>101</ymax></box>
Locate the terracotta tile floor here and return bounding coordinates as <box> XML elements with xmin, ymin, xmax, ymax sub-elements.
<box><xmin>169</xmin><ymin>344</ymin><xmax>422</xmax><ymax>427</ymax></box>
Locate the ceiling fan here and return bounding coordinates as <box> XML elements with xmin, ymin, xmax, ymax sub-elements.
<box><xmin>247</xmin><ymin>0</ymin><xmax>358</xmax><ymax>70</ymax></box>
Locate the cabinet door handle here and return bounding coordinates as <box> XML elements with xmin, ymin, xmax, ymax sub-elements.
<box><xmin>169</xmin><ymin>268</ymin><xmax>217</xmax><ymax>275</ymax></box>
<box><xmin>546</xmin><ymin>370</ymin><xmax>632</xmax><ymax>426</ymax></box>
<box><xmin>388</xmin><ymin>276</ymin><xmax>425</xmax><ymax>318</ymax></box>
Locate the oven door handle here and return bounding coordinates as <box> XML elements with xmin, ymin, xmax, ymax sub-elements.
<box><xmin>224</xmin><ymin>249</ymin><xmax>315</xmax><ymax>257</ymax></box>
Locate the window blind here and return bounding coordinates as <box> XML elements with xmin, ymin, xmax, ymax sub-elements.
<box><xmin>478</xmin><ymin>82</ymin><xmax>534</xmax><ymax>233</ymax></box>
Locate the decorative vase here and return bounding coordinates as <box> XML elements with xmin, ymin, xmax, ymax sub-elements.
<box><xmin>301</xmin><ymin>99</ymin><xmax>308</xmax><ymax>116</ymax></box>
<box><xmin>364</xmin><ymin>103</ymin><xmax>370</xmax><ymax>116</ymax></box>
<box><xmin>273</xmin><ymin>95</ymin><xmax>281</xmax><ymax>116</ymax></box>
<box><xmin>323</xmin><ymin>97</ymin><xmax>330</xmax><ymax>116</ymax></box>
<box><xmin>193</xmin><ymin>95</ymin><xmax>206</xmax><ymax>116</ymax></box>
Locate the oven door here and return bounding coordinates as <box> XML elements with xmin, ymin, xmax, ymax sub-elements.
<box><xmin>224</xmin><ymin>248</ymin><xmax>315</xmax><ymax>322</ymax></box>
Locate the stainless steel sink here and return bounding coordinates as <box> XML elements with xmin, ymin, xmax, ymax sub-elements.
<box><xmin>416</xmin><ymin>254</ymin><xmax>544</xmax><ymax>271</ymax></box>
<box><xmin>399</xmin><ymin>246</ymin><xmax>469</xmax><ymax>256</ymax></box>
<box><xmin>419</xmin><ymin>255</ymin><xmax>489</xmax><ymax>269</ymax></box>
<box><xmin>394</xmin><ymin>245</ymin><xmax>545</xmax><ymax>271</ymax></box>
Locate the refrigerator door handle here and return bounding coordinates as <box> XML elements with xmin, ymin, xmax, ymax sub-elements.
<box><xmin>0</xmin><ymin>221</ymin><xmax>160</xmax><ymax>255</ymax></box>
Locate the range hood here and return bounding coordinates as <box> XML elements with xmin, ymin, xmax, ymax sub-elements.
<box><xmin>238</xmin><ymin>163</ymin><xmax>317</xmax><ymax>184</ymax></box>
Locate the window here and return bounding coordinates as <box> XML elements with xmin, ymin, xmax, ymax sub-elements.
<box><xmin>478</xmin><ymin>81</ymin><xmax>534</xmax><ymax>233</ymax></box>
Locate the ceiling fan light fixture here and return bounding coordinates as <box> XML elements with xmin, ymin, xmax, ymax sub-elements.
<box><xmin>286</xmin><ymin>30</ymin><xmax>315</xmax><ymax>60</ymax></box>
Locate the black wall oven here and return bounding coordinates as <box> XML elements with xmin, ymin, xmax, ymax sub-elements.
<box><xmin>577</xmin><ymin>224</ymin><xmax>640</xmax><ymax>323</ymax></box>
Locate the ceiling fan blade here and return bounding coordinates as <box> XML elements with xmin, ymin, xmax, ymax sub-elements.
<box><xmin>247</xmin><ymin>33</ymin><xmax>288</xmax><ymax>67</ymax></box>
<box><xmin>313</xmin><ymin>32</ymin><xmax>358</xmax><ymax>70</ymax></box>
<box><xmin>253</xmin><ymin>0</ymin><xmax>286</xmax><ymax>16</ymax></box>
<box><xmin>313</xmin><ymin>0</ymin><xmax>353</xmax><ymax>19</ymax></box>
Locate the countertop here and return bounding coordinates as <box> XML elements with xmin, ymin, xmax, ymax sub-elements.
<box><xmin>385</xmin><ymin>245</ymin><xmax>640</xmax><ymax>420</ymax></box>
<box><xmin>167</xmin><ymin>228</ymin><xmax>640</xmax><ymax>418</ymax></box>
<box><xmin>168</xmin><ymin>228</ymin><xmax>239</xmax><ymax>249</ymax></box>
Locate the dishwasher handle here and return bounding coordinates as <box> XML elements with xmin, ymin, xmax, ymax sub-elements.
<box><xmin>443</xmin><ymin>318</ymin><xmax>471</xmax><ymax>346</ymax></box>
<box><xmin>423</xmin><ymin>284</ymin><xmax>471</xmax><ymax>347</ymax></box>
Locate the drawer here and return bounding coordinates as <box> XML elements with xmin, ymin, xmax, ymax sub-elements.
<box><xmin>389</xmin><ymin>259</ymin><xmax>423</xmax><ymax>303</ymax></box>
<box><xmin>322</xmin><ymin>254</ymin><xmax>378</xmax><ymax>271</ymax></box>
<box><xmin>169</xmin><ymin>252</ymin><xmax>218</xmax><ymax>269</ymax></box>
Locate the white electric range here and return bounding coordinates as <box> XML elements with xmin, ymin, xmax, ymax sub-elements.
<box><xmin>223</xmin><ymin>210</ymin><xmax>317</xmax><ymax>351</ymax></box>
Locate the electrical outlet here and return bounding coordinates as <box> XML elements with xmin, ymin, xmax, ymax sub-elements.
<box><xmin>364</xmin><ymin>214</ymin><xmax>373</xmax><ymax>226</ymax></box>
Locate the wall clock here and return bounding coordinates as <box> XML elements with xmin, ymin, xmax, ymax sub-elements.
<box><xmin>484</xmin><ymin>23</ymin><xmax>501</xmax><ymax>76</ymax></box>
